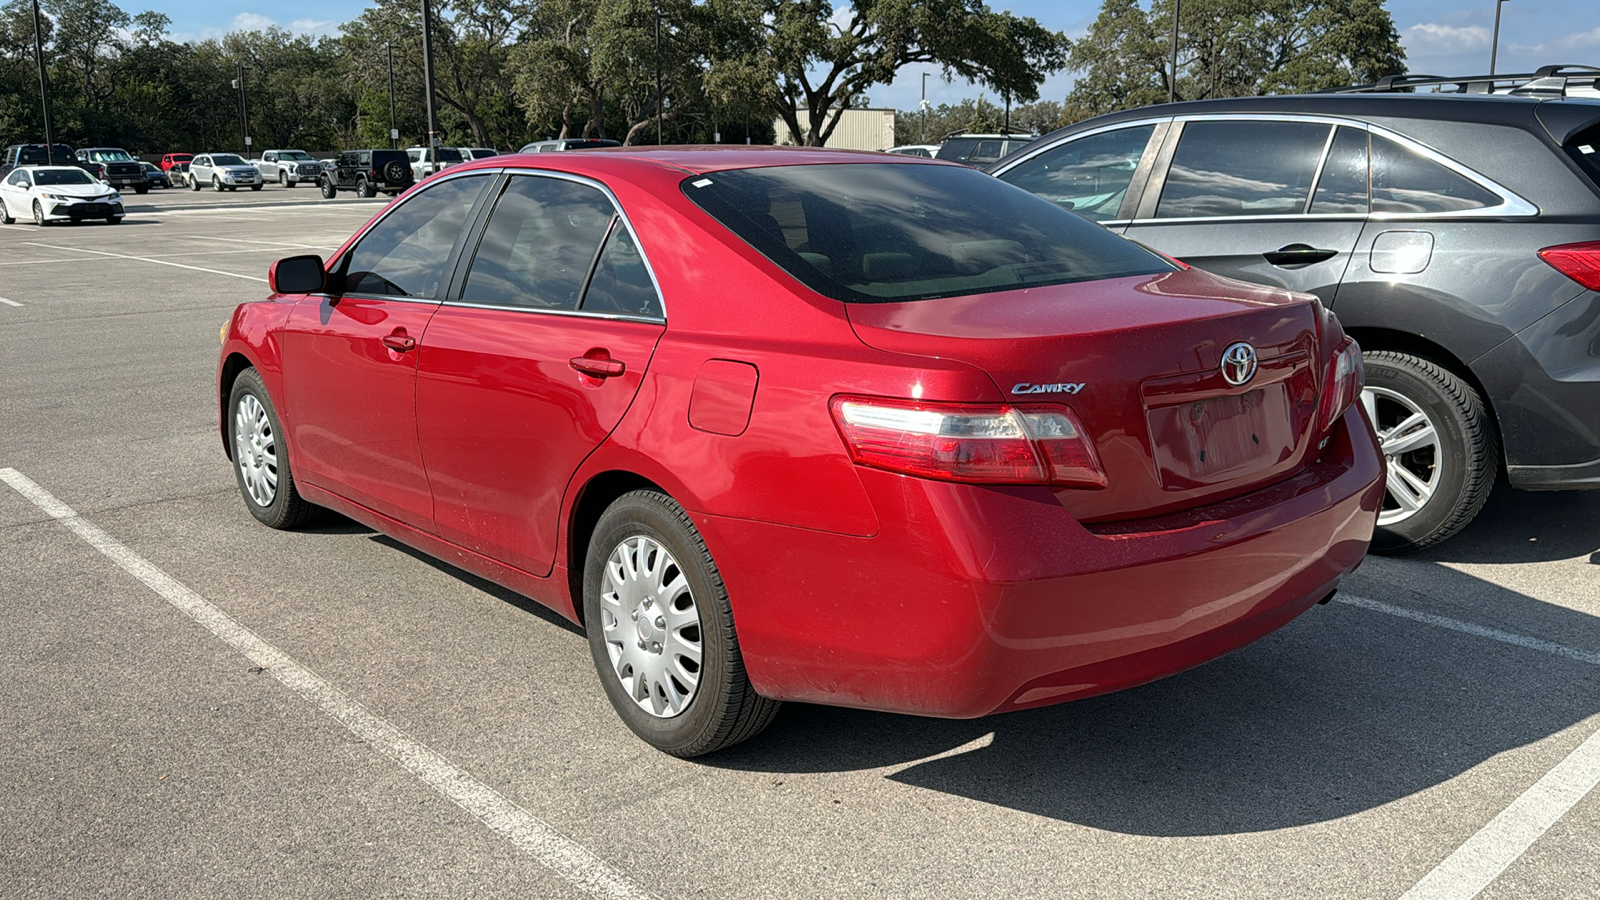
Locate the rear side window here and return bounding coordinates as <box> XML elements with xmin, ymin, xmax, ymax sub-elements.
<box><xmin>682</xmin><ymin>162</ymin><xmax>1172</xmax><ymax>303</ymax></box>
<box><xmin>998</xmin><ymin>125</ymin><xmax>1155</xmax><ymax>221</ymax></box>
<box><xmin>1311</xmin><ymin>127</ymin><xmax>1370</xmax><ymax>214</ymax></box>
<box><xmin>460</xmin><ymin>175</ymin><xmax>616</xmax><ymax>310</ymax></box>
<box><xmin>1157</xmin><ymin>120</ymin><xmax>1331</xmax><ymax>218</ymax></box>
<box><xmin>1371</xmin><ymin>135</ymin><xmax>1500</xmax><ymax>214</ymax></box>
<box><xmin>1561</xmin><ymin>123</ymin><xmax>1600</xmax><ymax>191</ymax></box>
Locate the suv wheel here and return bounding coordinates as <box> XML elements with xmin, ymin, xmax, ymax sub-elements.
<box><xmin>320</xmin><ymin>177</ymin><xmax>337</xmax><ymax>199</ymax></box>
<box><xmin>134</xmin><ymin>184</ymin><xmax>148</xmax><ymax>195</ymax></box>
<box><xmin>1362</xmin><ymin>350</ymin><xmax>1497</xmax><ymax>554</ymax></box>
<box><xmin>355</xmin><ymin>178</ymin><xmax>374</xmax><ymax>199</ymax></box>
<box><xmin>212</xmin><ymin>175</ymin><xmax>224</xmax><ymax>192</ymax></box>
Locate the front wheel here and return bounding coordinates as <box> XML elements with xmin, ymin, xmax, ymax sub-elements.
<box><xmin>320</xmin><ymin>178</ymin><xmax>337</xmax><ymax>199</ymax></box>
<box><xmin>279</xmin><ymin>171</ymin><xmax>289</xmax><ymax>186</ymax></box>
<box><xmin>32</xmin><ymin>200</ymin><xmax>46</xmax><ymax>226</ymax></box>
<box><xmin>190</xmin><ymin>175</ymin><xmax>200</xmax><ymax>191</ymax></box>
<box><xmin>584</xmin><ymin>491</ymin><xmax>780</xmax><ymax>757</ymax></box>
<box><xmin>134</xmin><ymin>185</ymin><xmax>148</xmax><ymax>195</ymax></box>
<box><xmin>228</xmin><ymin>368</ymin><xmax>318</xmax><ymax>529</ymax></box>
<box><xmin>1362</xmin><ymin>350</ymin><xmax>1497</xmax><ymax>553</ymax></box>
<box><xmin>106</xmin><ymin>216</ymin><xmax>122</xmax><ymax>225</ymax></box>
<box><xmin>212</xmin><ymin>176</ymin><xmax>224</xmax><ymax>192</ymax></box>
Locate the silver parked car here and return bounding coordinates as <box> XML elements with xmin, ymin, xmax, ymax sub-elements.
<box><xmin>190</xmin><ymin>153</ymin><xmax>263</xmax><ymax>192</ymax></box>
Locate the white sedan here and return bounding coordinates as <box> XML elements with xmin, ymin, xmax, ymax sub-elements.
<box><xmin>0</xmin><ymin>166</ymin><xmax>125</xmax><ymax>225</ymax></box>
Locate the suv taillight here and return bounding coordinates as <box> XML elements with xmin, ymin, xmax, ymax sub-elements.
<box><xmin>1538</xmin><ymin>241</ymin><xmax>1600</xmax><ymax>292</ymax></box>
<box><xmin>1317</xmin><ymin>338</ymin><xmax>1363</xmax><ymax>433</ymax></box>
<box><xmin>830</xmin><ymin>397</ymin><xmax>1106</xmax><ymax>488</ymax></box>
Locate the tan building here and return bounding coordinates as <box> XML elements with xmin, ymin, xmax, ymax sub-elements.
<box><xmin>775</xmin><ymin>108</ymin><xmax>896</xmax><ymax>151</ymax></box>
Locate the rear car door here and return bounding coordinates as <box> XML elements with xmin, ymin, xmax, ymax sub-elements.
<box><xmin>1124</xmin><ymin>118</ymin><xmax>1366</xmax><ymax>303</ymax></box>
<box><xmin>1</xmin><ymin>168</ymin><xmax>31</xmax><ymax>214</ymax></box>
<box><xmin>415</xmin><ymin>171</ymin><xmax>666</xmax><ymax>576</ymax></box>
<box><xmin>278</xmin><ymin>171</ymin><xmax>495</xmax><ymax>526</ymax></box>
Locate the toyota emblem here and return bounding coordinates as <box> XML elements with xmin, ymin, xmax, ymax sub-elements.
<box><xmin>1220</xmin><ymin>342</ymin><xmax>1258</xmax><ymax>386</ymax></box>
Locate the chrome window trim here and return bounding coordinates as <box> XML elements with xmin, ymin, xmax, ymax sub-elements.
<box><xmin>999</xmin><ymin>111</ymin><xmax>1540</xmax><ymax>222</ymax></box>
<box><xmin>1303</xmin><ymin>126</ymin><xmax>1340</xmax><ymax>214</ymax></box>
<box><xmin>990</xmin><ymin>117</ymin><xmax>1175</xmax><ymax>175</ymax></box>
<box><xmin>329</xmin><ymin>166</ymin><xmax>501</xmax><ymax>303</ymax></box>
<box><xmin>443</xmin><ymin>166</ymin><xmax>669</xmax><ymax>321</ymax></box>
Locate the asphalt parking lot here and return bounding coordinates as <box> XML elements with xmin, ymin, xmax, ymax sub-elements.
<box><xmin>2</xmin><ymin>186</ymin><xmax>1598</xmax><ymax>899</ymax></box>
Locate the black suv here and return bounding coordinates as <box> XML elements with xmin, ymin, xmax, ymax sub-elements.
<box><xmin>0</xmin><ymin>143</ymin><xmax>84</xmax><ymax>180</ymax></box>
<box><xmin>320</xmin><ymin>149</ymin><xmax>415</xmax><ymax>198</ymax></box>
<box><xmin>74</xmin><ymin>147</ymin><xmax>150</xmax><ymax>193</ymax></box>
<box><xmin>990</xmin><ymin>66</ymin><xmax>1600</xmax><ymax>551</ymax></box>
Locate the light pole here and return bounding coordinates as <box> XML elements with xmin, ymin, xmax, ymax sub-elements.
<box><xmin>231</xmin><ymin>62</ymin><xmax>250</xmax><ymax>156</ymax></box>
<box><xmin>920</xmin><ymin>72</ymin><xmax>929</xmax><ymax>143</ymax></box>
<box><xmin>420</xmin><ymin>0</ymin><xmax>441</xmax><ymax>174</ymax></box>
<box><xmin>387</xmin><ymin>42</ymin><xmax>397</xmax><ymax>149</ymax></box>
<box><xmin>654</xmin><ymin>8</ymin><xmax>663</xmax><ymax>145</ymax></box>
<box><xmin>1168</xmin><ymin>0</ymin><xmax>1181</xmax><ymax>103</ymax></box>
<box><xmin>31</xmin><ymin>0</ymin><xmax>54</xmax><ymax>164</ymax></box>
<box><xmin>1490</xmin><ymin>0</ymin><xmax>1510</xmax><ymax>76</ymax></box>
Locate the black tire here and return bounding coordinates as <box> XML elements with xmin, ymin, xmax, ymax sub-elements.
<box><xmin>250</xmin><ymin>184</ymin><xmax>262</xmax><ymax>192</ymax></box>
<box><xmin>212</xmin><ymin>176</ymin><xmax>224</xmax><ymax>192</ymax></box>
<box><xmin>383</xmin><ymin>159</ymin><xmax>409</xmax><ymax>184</ymax></box>
<box><xmin>1364</xmin><ymin>350</ymin><xmax>1497</xmax><ymax>554</ymax></box>
<box><xmin>227</xmin><ymin>368</ymin><xmax>319</xmax><ymax>530</ymax></box>
<box><xmin>190</xmin><ymin>175</ymin><xmax>201</xmax><ymax>191</ymax></box>
<box><xmin>583</xmin><ymin>490</ymin><xmax>780</xmax><ymax>757</ymax></box>
<box><xmin>355</xmin><ymin>178</ymin><xmax>374</xmax><ymax>199</ymax></box>
<box><xmin>320</xmin><ymin>178</ymin><xmax>337</xmax><ymax>199</ymax></box>
<box><xmin>0</xmin><ymin>198</ymin><xmax>12</xmax><ymax>224</ymax></box>
<box><xmin>106</xmin><ymin>216</ymin><xmax>122</xmax><ymax>225</ymax></box>
<box><xmin>279</xmin><ymin>171</ymin><xmax>289</xmax><ymax>186</ymax></box>
<box><xmin>32</xmin><ymin>200</ymin><xmax>46</xmax><ymax>226</ymax></box>
<box><xmin>134</xmin><ymin>185</ymin><xmax>148</xmax><ymax>195</ymax></box>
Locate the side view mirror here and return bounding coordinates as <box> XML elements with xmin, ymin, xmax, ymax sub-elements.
<box><xmin>269</xmin><ymin>254</ymin><xmax>327</xmax><ymax>294</ymax></box>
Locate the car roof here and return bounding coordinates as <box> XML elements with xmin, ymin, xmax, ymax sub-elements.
<box><xmin>452</xmin><ymin>145</ymin><xmax>955</xmax><ymax>178</ymax></box>
<box><xmin>20</xmin><ymin>166</ymin><xmax>91</xmax><ymax>173</ymax></box>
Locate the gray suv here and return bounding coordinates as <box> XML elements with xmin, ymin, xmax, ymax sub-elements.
<box><xmin>990</xmin><ymin>67</ymin><xmax>1600</xmax><ymax>552</ymax></box>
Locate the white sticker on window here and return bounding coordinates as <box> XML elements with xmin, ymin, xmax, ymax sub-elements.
<box><xmin>1580</xmin><ymin>144</ymin><xmax>1595</xmax><ymax>154</ymax></box>
<box><xmin>691</xmin><ymin>178</ymin><xmax>713</xmax><ymax>187</ymax></box>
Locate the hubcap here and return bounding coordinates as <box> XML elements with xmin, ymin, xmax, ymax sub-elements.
<box><xmin>599</xmin><ymin>535</ymin><xmax>702</xmax><ymax>718</ymax></box>
<box><xmin>233</xmin><ymin>394</ymin><xmax>278</xmax><ymax>507</ymax></box>
<box><xmin>1362</xmin><ymin>386</ymin><xmax>1443</xmax><ymax>526</ymax></box>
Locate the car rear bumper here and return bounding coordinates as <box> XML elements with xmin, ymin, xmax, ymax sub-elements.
<box><xmin>696</xmin><ymin>405</ymin><xmax>1384</xmax><ymax>719</ymax></box>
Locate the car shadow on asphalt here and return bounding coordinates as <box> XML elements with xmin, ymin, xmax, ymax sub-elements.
<box><xmin>704</xmin><ymin>564</ymin><xmax>1600</xmax><ymax>836</ymax></box>
<box><xmin>1394</xmin><ymin>478</ymin><xmax>1600</xmax><ymax>565</ymax></box>
<box><xmin>368</xmin><ymin>533</ymin><xmax>584</xmax><ymax>636</ymax></box>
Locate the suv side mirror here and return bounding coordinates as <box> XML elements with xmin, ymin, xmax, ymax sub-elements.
<box><xmin>269</xmin><ymin>255</ymin><xmax>327</xmax><ymax>294</ymax></box>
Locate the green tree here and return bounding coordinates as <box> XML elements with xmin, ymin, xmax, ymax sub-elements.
<box><xmin>707</xmin><ymin>0</ymin><xmax>1069</xmax><ymax>147</ymax></box>
<box><xmin>1067</xmin><ymin>0</ymin><xmax>1405</xmax><ymax>116</ymax></box>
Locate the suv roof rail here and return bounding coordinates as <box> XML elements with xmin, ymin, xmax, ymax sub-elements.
<box><xmin>1319</xmin><ymin>64</ymin><xmax>1600</xmax><ymax>99</ymax></box>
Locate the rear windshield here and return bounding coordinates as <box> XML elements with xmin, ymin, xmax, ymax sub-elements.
<box><xmin>87</xmin><ymin>149</ymin><xmax>134</xmax><ymax>162</ymax></box>
<box><xmin>682</xmin><ymin>163</ymin><xmax>1173</xmax><ymax>303</ymax></box>
<box><xmin>19</xmin><ymin>146</ymin><xmax>74</xmax><ymax>164</ymax></box>
<box><xmin>1567</xmin><ymin>123</ymin><xmax>1600</xmax><ymax>191</ymax></box>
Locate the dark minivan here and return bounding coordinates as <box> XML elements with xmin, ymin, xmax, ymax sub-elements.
<box><xmin>992</xmin><ymin>67</ymin><xmax>1600</xmax><ymax>552</ymax></box>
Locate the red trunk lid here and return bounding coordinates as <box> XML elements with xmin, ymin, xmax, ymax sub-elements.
<box><xmin>846</xmin><ymin>268</ymin><xmax>1325</xmax><ymax>523</ymax></box>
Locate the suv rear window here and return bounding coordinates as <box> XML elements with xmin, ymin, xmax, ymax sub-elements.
<box><xmin>682</xmin><ymin>163</ymin><xmax>1172</xmax><ymax>303</ymax></box>
<box><xmin>1564</xmin><ymin>123</ymin><xmax>1600</xmax><ymax>191</ymax></box>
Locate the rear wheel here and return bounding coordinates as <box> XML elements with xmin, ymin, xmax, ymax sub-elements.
<box><xmin>0</xmin><ymin>198</ymin><xmax>12</xmax><ymax>224</ymax></box>
<box><xmin>228</xmin><ymin>368</ymin><xmax>318</xmax><ymax>529</ymax></box>
<box><xmin>583</xmin><ymin>490</ymin><xmax>780</xmax><ymax>757</ymax></box>
<box><xmin>250</xmin><ymin>184</ymin><xmax>262</xmax><ymax>192</ymax></box>
<box><xmin>355</xmin><ymin>178</ymin><xmax>374</xmax><ymax>199</ymax></box>
<box><xmin>1362</xmin><ymin>350</ymin><xmax>1497</xmax><ymax>553</ymax></box>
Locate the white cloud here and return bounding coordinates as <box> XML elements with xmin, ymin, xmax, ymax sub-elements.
<box><xmin>1403</xmin><ymin>23</ymin><xmax>1491</xmax><ymax>51</ymax></box>
<box><xmin>288</xmin><ymin>19</ymin><xmax>341</xmax><ymax>37</ymax></box>
<box><xmin>828</xmin><ymin>4</ymin><xmax>853</xmax><ymax>34</ymax></box>
<box><xmin>232</xmin><ymin>12</ymin><xmax>276</xmax><ymax>32</ymax></box>
<box><xmin>1511</xmin><ymin>26</ymin><xmax>1600</xmax><ymax>55</ymax></box>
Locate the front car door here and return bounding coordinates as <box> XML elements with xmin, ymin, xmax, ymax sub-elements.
<box><xmin>1123</xmin><ymin>117</ymin><xmax>1366</xmax><ymax>303</ymax></box>
<box><xmin>278</xmin><ymin>171</ymin><xmax>496</xmax><ymax>527</ymax></box>
<box><xmin>414</xmin><ymin>171</ymin><xmax>666</xmax><ymax>576</ymax></box>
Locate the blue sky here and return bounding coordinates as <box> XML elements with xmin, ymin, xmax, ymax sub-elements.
<box><xmin>156</xmin><ymin>0</ymin><xmax>1600</xmax><ymax>111</ymax></box>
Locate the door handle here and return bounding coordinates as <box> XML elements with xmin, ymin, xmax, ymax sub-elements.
<box><xmin>1263</xmin><ymin>244</ymin><xmax>1338</xmax><ymax>266</ymax></box>
<box><xmin>569</xmin><ymin>355</ymin><xmax>626</xmax><ymax>379</ymax></box>
<box><xmin>381</xmin><ymin>333</ymin><xmax>416</xmax><ymax>352</ymax></box>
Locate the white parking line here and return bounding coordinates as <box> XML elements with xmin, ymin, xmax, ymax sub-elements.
<box><xmin>1340</xmin><ymin>594</ymin><xmax>1600</xmax><ymax>900</ymax></box>
<box><xmin>0</xmin><ymin>467</ymin><xmax>657</xmax><ymax>900</ymax></box>
<box><xmin>20</xmin><ymin>242</ymin><xmax>267</xmax><ymax>283</ymax></box>
<box><xmin>0</xmin><ymin>295</ymin><xmax>22</xmax><ymax>306</ymax></box>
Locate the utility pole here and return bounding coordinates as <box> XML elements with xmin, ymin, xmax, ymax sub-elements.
<box><xmin>655</xmin><ymin>8</ymin><xmax>663</xmax><ymax>145</ymax></box>
<box><xmin>232</xmin><ymin>62</ymin><xmax>250</xmax><ymax>156</ymax></box>
<box><xmin>387</xmin><ymin>43</ymin><xmax>398</xmax><ymax>149</ymax></box>
<box><xmin>31</xmin><ymin>0</ymin><xmax>55</xmax><ymax>163</ymax></box>
<box><xmin>1490</xmin><ymin>0</ymin><xmax>1510</xmax><ymax>76</ymax></box>
<box><xmin>1168</xmin><ymin>0</ymin><xmax>1181</xmax><ymax>103</ymax></box>
<box><xmin>920</xmin><ymin>72</ymin><xmax>929</xmax><ymax>143</ymax></box>
<box><xmin>420</xmin><ymin>0</ymin><xmax>441</xmax><ymax>175</ymax></box>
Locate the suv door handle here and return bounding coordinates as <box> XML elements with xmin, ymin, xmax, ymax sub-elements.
<box><xmin>569</xmin><ymin>354</ymin><xmax>626</xmax><ymax>379</ymax></box>
<box><xmin>1263</xmin><ymin>244</ymin><xmax>1339</xmax><ymax>266</ymax></box>
<box><xmin>381</xmin><ymin>332</ymin><xmax>416</xmax><ymax>352</ymax></box>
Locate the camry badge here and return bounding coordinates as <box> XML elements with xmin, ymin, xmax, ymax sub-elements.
<box><xmin>1220</xmin><ymin>342</ymin><xmax>1258</xmax><ymax>386</ymax></box>
<box><xmin>1012</xmin><ymin>382</ymin><xmax>1085</xmax><ymax>395</ymax></box>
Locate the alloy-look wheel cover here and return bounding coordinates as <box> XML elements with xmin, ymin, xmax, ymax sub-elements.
<box><xmin>234</xmin><ymin>394</ymin><xmax>278</xmax><ymax>507</ymax></box>
<box><xmin>600</xmin><ymin>535</ymin><xmax>703</xmax><ymax>718</ymax></box>
<box><xmin>1362</xmin><ymin>386</ymin><xmax>1444</xmax><ymax>526</ymax></box>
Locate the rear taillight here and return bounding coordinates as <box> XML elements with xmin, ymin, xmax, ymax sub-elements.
<box><xmin>829</xmin><ymin>397</ymin><xmax>1106</xmax><ymax>488</ymax></box>
<box><xmin>1317</xmin><ymin>338</ymin><xmax>1363</xmax><ymax>433</ymax></box>
<box><xmin>1539</xmin><ymin>241</ymin><xmax>1600</xmax><ymax>292</ymax></box>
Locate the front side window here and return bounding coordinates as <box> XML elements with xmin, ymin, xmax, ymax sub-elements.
<box><xmin>1156</xmin><ymin>120</ymin><xmax>1331</xmax><ymax>218</ymax></box>
<box><xmin>341</xmin><ymin>173</ymin><xmax>492</xmax><ymax>298</ymax></box>
<box><xmin>684</xmin><ymin>162</ymin><xmax>1172</xmax><ymax>303</ymax></box>
<box><xmin>460</xmin><ymin>175</ymin><xmax>616</xmax><ymax>310</ymax></box>
<box><xmin>999</xmin><ymin>125</ymin><xmax>1155</xmax><ymax>221</ymax></box>
<box><xmin>1371</xmin><ymin>135</ymin><xmax>1500</xmax><ymax>214</ymax></box>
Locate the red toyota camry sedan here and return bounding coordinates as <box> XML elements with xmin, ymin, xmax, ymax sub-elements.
<box><xmin>218</xmin><ymin>148</ymin><xmax>1384</xmax><ymax>756</ymax></box>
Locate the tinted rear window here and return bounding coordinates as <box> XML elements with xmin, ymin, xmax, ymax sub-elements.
<box><xmin>1564</xmin><ymin>123</ymin><xmax>1600</xmax><ymax>191</ymax></box>
<box><xmin>682</xmin><ymin>163</ymin><xmax>1172</xmax><ymax>303</ymax></box>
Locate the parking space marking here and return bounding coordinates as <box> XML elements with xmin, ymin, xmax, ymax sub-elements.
<box><xmin>1338</xmin><ymin>594</ymin><xmax>1600</xmax><ymax>667</ymax></box>
<box><xmin>0</xmin><ymin>295</ymin><xmax>21</xmax><ymax>306</ymax></box>
<box><xmin>0</xmin><ymin>467</ymin><xmax>657</xmax><ymax>900</ymax></box>
<box><xmin>1399</xmin><ymin>721</ymin><xmax>1600</xmax><ymax>900</ymax></box>
<box><xmin>20</xmin><ymin>242</ymin><xmax>267</xmax><ymax>283</ymax></box>
<box><xmin>208</xmin><ymin>236</ymin><xmax>337</xmax><ymax>250</ymax></box>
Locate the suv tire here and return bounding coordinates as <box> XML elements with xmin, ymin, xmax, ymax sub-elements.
<box><xmin>1362</xmin><ymin>350</ymin><xmax>1497</xmax><ymax>554</ymax></box>
<box><xmin>356</xmin><ymin>178</ymin><xmax>374</xmax><ymax>199</ymax></box>
<box><xmin>320</xmin><ymin>177</ymin><xmax>337</xmax><ymax>199</ymax></box>
<box><xmin>134</xmin><ymin>184</ymin><xmax>148</xmax><ymax>195</ymax></box>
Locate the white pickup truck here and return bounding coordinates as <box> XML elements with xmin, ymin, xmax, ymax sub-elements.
<box><xmin>405</xmin><ymin>146</ymin><xmax>466</xmax><ymax>180</ymax></box>
<box><xmin>252</xmin><ymin>150</ymin><xmax>324</xmax><ymax>187</ymax></box>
